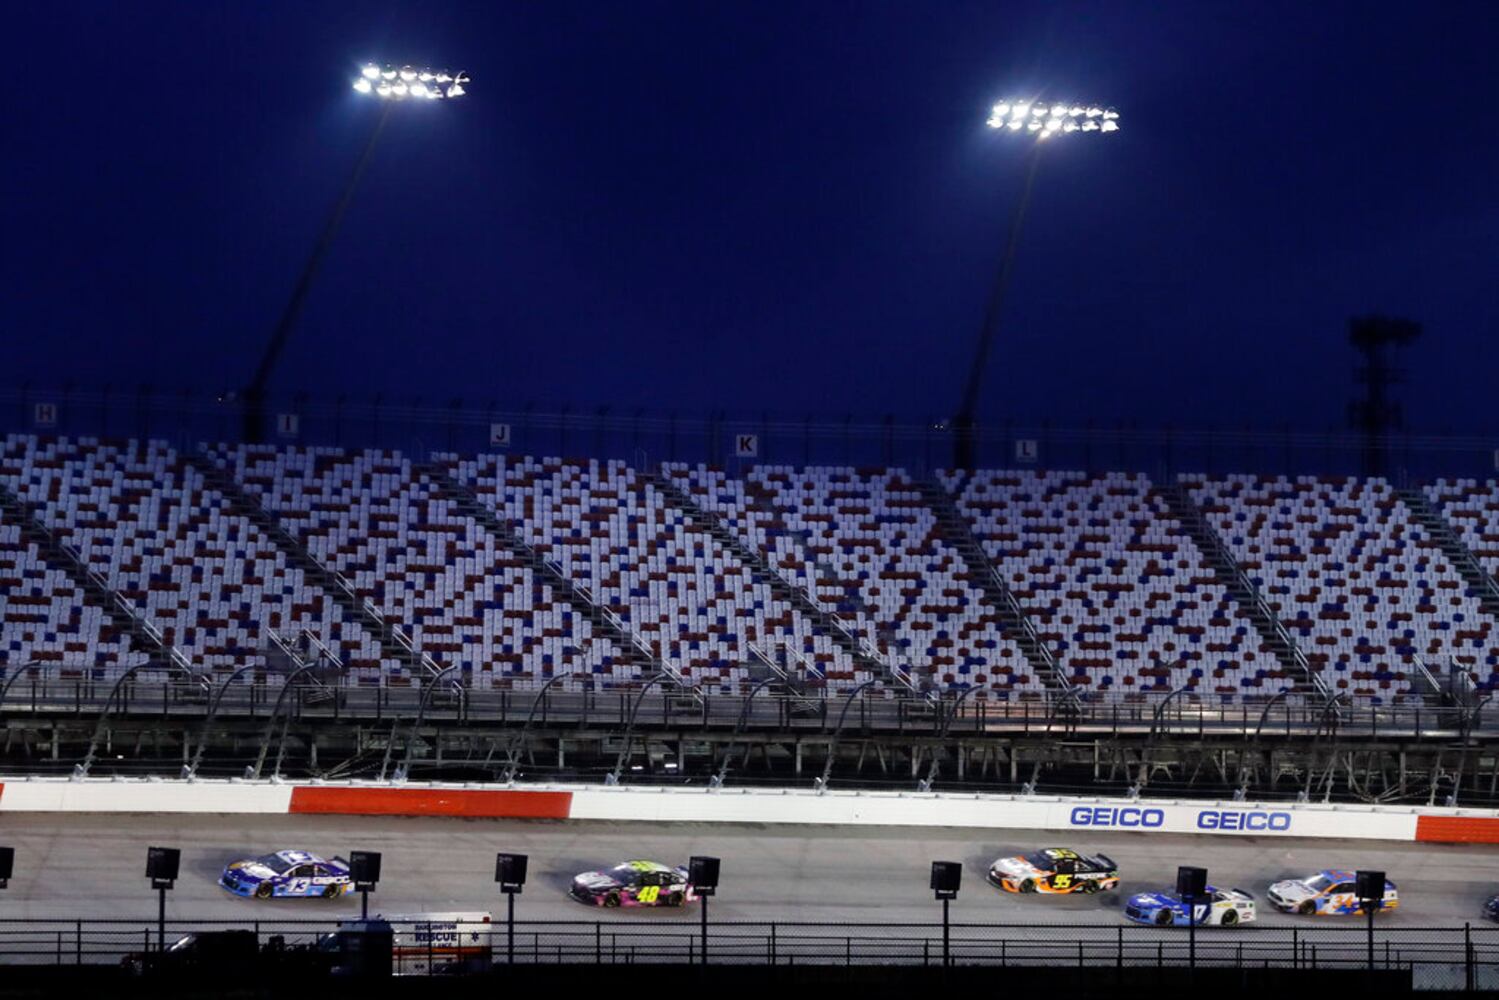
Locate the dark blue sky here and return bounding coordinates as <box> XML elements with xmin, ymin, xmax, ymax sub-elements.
<box><xmin>6</xmin><ymin>1</ymin><xmax>1497</xmax><ymax>432</ymax></box>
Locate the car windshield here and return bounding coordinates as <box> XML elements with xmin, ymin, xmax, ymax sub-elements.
<box><xmin>1303</xmin><ymin>874</ymin><xmax>1333</xmax><ymax>892</ymax></box>
<box><xmin>608</xmin><ymin>865</ymin><xmax>647</xmax><ymax>882</ymax></box>
<box><xmin>1023</xmin><ymin>851</ymin><xmax>1062</xmax><ymax>869</ymax></box>
<box><xmin>254</xmin><ymin>854</ymin><xmax>295</xmax><ymax>874</ymax></box>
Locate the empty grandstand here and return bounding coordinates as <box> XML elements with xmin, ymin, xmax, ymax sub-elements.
<box><xmin>4</xmin><ymin>420</ymin><xmax>1499</xmax><ymax>806</ymax></box>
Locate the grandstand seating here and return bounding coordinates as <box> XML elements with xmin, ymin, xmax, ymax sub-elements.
<box><xmin>454</xmin><ymin>455</ymin><xmax>862</xmax><ymax>691</ymax></box>
<box><xmin>1185</xmin><ymin>474</ymin><xmax>1497</xmax><ymax>698</ymax></box>
<box><xmin>211</xmin><ymin>445</ymin><xmax>619</xmax><ymax>689</ymax></box>
<box><xmin>5</xmin><ymin>433</ymin><xmax>1498</xmax><ymax>701</ymax></box>
<box><xmin>664</xmin><ymin>464</ymin><xmax>1034</xmax><ymax>694</ymax></box>
<box><xmin>0</xmin><ymin>513</ymin><xmax>147</xmax><ymax>676</ymax></box>
<box><xmin>943</xmin><ymin>469</ymin><xmax>1278</xmax><ymax>698</ymax></box>
<box><xmin>0</xmin><ymin>436</ymin><xmax>387</xmax><ymax>681</ymax></box>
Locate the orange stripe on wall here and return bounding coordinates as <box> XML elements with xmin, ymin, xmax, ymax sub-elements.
<box><xmin>289</xmin><ymin>786</ymin><xmax>571</xmax><ymax>819</ymax></box>
<box><xmin>1415</xmin><ymin>815</ymin><xmax>1499</xmax><ymax>844</ymax></box>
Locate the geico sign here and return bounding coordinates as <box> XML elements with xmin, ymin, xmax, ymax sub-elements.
<box><xmin>1195</xmin><ymin>810</ymin><xmax>1292</xmax><ymax>832</ymax></box>
<box><xmin>1069</xmin><ymin>806</ymin><xmax>1165</xmax><ymax>828</ymax></box>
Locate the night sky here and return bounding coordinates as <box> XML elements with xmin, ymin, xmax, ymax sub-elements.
<box><xmin>6</xmin><ymin>1</ymin><xmax>1498</xmax><ymax>433</ymax></box>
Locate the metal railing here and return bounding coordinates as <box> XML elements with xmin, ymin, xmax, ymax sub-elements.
<box><xmin>0</xmin><ymin>670</ymin><xmax>1477</xmax><ymax>741</ymax></box>
<box><xmin>0</xmin><ymin>918</ymin><xmax>1494</xmax><ymax>987</ymax></box>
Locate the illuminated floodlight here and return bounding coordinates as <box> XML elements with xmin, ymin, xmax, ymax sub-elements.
<box><xmin>987</xmin><ymin>98</ymin><xmax>1119</xmax><ymax>137</ymax></box>
<box><xmin>356</xmin><ymin>64</ymin><xmax>471</xmax><ymax>100</ymax></box>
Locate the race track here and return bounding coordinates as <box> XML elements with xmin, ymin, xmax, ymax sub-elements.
<box><xmin>1</xmin><ymin>813</ymin><xmax>1496</xmax><ymax>926</ymax></box>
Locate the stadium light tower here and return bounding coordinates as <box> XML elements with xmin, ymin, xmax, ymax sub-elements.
<box><xmin>950</xmin><ymin>99</ymin><xmax>1120</xmax><ymax>470</ymax></box>
<box><xmin>242</xmin><ymin>63</ymin><xmax>471</xmax><ymax>444</ymax></box>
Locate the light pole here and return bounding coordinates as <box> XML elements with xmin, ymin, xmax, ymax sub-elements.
<box><xmin>242</xmin><ymin>63</ymin><xmax>471</xmax><ymax>443</ymax></box>
<box><xmin>952</xmin><ymin>99</ymin><xmax>1120</xmax><ymax>470</ymax></box>
<box><xmin>495</xmin><ymin>853</ymin><xmax>528</xmax><ymax>965</ymax></box>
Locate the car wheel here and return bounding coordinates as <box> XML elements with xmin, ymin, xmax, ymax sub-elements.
<box><xmin>1154</xmin><ymin>909</ymin><xmax>1173</xmax><ymax>927</ymax></box>
<box><xmin>255</xmin><ymin>883</ymin><xmax>273</xmax><ymax>900</ymax></box>
<box><xmin>1222</xmin><ymin>910</ymin><xmax>1238</xmax><ymax>926</ymax></box>
<box><xmin>604</xmin><ymin>892</ymin><xmax>621</xmax><ymax>908</ymax></box>
<box><xmin>1080</xmin><ymin>881</ymin><xmax>1098</xmax><ymax>895</ymax></box>
<box><xmin>1019</xmin><ymin>879</ymin><xmax>1036</xmax><ymax>894</ymax></box>
<box><xmin>667</xmin><ymin>892</ymin><xmax>683</xmax><ymax>907</ymax></box>
<box><xmin>323</xmin><ymin>885</ymin><xmax>341</xmax><ymax>900</ymax></box>
<box><xmin>1298</xmin><ymin>901</ymin><xmax>1315</xmax><ymax>916</ymax></box>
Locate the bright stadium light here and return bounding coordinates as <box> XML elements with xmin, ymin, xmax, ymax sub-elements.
<box><xmin>356</xmin><ymin>64</ymin><xmax>471</xmax><ymax>100</ymax></box>
<box><xmin>984</xmin><ymin>98</ymin><xmax>1121</xmax><ymax>137</ymax></box>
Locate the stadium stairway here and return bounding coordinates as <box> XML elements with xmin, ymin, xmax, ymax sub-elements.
<box><xmin>422</xmin><ymin>465</ymin><xmax>674</xmax><ymax>689</ymax></box>
<box><xmin>642</xmin><ymin>469</ymin><xmax>902</xmax><ymax>690</ymax></box>
<box><xmin>0</xmin><ymin>481</ymin><xmax>177</xmax><ymax>668</ymax></box>
<box><xmin>915</xmin><ymin>479</ymin><xmax>1072</xmax><ymax>697</ymax></box>
<box><xmin>1397</xmin><ymin>488</ymin><xmax>1499</xmax><ymax>619</ymax></box>
<box><xmin>1157</xmin><ymin>482</ymin><xmax>1327</xmax><ymax>698</ymax></box>
<box><xmin>187</xmin><ymin>454</ymin><xmax>427</xmax><ymax>678</ymax></box>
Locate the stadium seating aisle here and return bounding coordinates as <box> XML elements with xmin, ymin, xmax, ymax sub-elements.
<box><xmin>210</xmin><ymin>445</ymin><xmax>619</xmax><ymax>689</ymax></box>
<box><xmin>0</xmin><ymin>512</ymin><xmax>148</xmax><ymax>676</ymax></box>
<box><xmin>943</xmin><ymin>469</ymin><xmax>1278</xmax><ymax>699</ymax></box>
<box><xmin>455</xmin><ymin>455</ymin><xmax>863</xmax><ymax>692</ymax></box>
<box><xmin>1185</xmin><ymin>474</ymin><xmax>1498</xmax><ymax>698</ymax></box>
<box><xmin>0</xmin><ymin>435</ymin><xmax>386</xmax><ymax>681</ymax></box>
<box><xmin>664</xmin><ymin>463</ymin><xmax>1035</xmax><ymax>694</ymax></box>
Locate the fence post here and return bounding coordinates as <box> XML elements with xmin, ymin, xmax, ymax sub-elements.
<box><xmin>1292</xmin><ymin>927</ymin><xmax>1298</xmax><ymax>969</ymax></box>
<box><xmin>770</xmin><ymin>923</ymin><xmax>777</xmax><ymax>966</ymax></box>
<box><xmin>1467</xmin><ymin>921</ymin><xmax>1474</xmax><ymax>992</ymax></box>
<box><xmin>595</xmin><ymin>921</ymin><xmax>601</xmax><ymax>964</ymax></box>
<box><xmin>76</xmin><ymin>920</ymin><xmax>81</xmax><ymax>965</ymax></box>
<box><xmin>1117</xmin><ymin>926</ymin><xmax>1122</xmax><ymax>969</ymax></box>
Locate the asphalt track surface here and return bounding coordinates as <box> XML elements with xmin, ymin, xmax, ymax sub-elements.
<box><xmin>1</xmin><ymin>814</ymin><xmax>1497</xmax><ymax>928</ymax></box>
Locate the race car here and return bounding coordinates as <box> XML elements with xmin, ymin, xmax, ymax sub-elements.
<box><xmin>1265</xmin><ymin>870</ymin><xmax>1398</xmax><ymax>915</ymax></box>
<box><xmin>1484</xmin><ymin>893</ymin><xmax>1499</xmax><ymax>922</ymax></box>
<box><xmin>986</xmin><ymin>847</ymin><xmax>1120</xmax><ymax>895</ymax></box>
<box><xmin>219</xmin><ymin>850</ymin><xmax>353</xmax><ymax>900</ymax></box>
<box><xmin>1124</xmin><ymin>886</ymin><xmax>1257</xmax><ymax>926</ymax></box>
<box><xmin>569</xmin><ymin>860</ymin><xmax>695</xmax><ymax>908</ymax></box>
